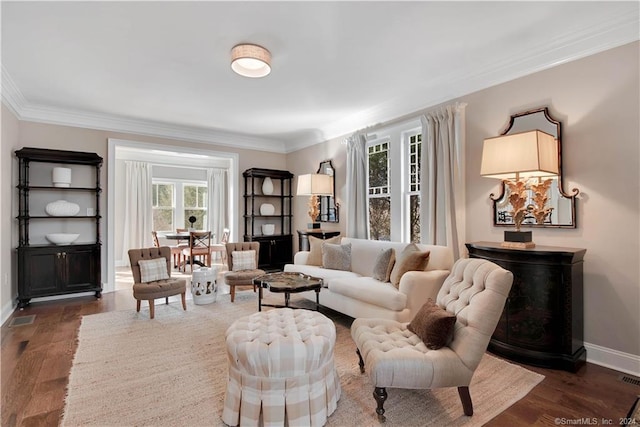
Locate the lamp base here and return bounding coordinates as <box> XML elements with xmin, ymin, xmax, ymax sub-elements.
<box><xmin>307</xmin><ymin>222</ymin><xmax>321</xmax><ymax>229</ymax></box>
<box><xmin>502</xmin><ymin>230</ymin><xmax>535</xmax><ymax>249</ymax></box>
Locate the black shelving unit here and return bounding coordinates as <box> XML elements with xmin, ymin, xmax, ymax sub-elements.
<box><xmin>15</xmin><ymin>147</ymin><xmax>103</xmax><ymax>308</ymax></box>
<box><xmin>243</xmin><ymin>168</ymin><xmax>293</xmax><ymax>271</ymax></box>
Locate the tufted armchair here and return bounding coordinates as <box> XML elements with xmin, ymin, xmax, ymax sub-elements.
<box><xmin>224</xmin><ymin>242</ymin><xmax>265</xmax><ymax>302</ymax></box>
<box><xmin>128</xmin><ymin>246</ymin><xmax>187</xmax><ymax>319</ymax></box>
<box><xmin>350</xmin><ymin>258</ymin><xmax>513</xmax><ymax>421</ymax></box>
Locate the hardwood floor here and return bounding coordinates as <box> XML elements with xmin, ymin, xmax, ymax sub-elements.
<box><xmin>2</xmin><ymin>291</ymin><xmax>638</xmax><ymax>427</ymax></box>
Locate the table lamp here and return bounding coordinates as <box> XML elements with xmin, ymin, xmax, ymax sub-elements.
<box><xmin>481</xmin><ymin>129</ymin><xmax>558</xmax><ymax>248</ymax></box>
<box><xmin>296</xmin><ymin>174</ymin><xmax>333</xmax><ymax>229</ymax></box>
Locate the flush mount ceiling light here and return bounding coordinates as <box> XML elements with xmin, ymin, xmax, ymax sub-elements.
<box><xmin>231</xmin><ymin>43</ymin><xmax>271</xmax><ymax>78</ymax></box>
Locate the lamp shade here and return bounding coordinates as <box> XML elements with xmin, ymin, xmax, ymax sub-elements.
<box><xmin>480</xmin><ymin>130</ymin><xmax>559</xmax><ymax>179</ymax></box>
<box><xmin>231</xmin><ymin>44</ymin><xmax>271</xmax><ymax>78</ymax></box>
<box><xmin>296</xmin><ymin>174</ymin><xmax>333</xmax><ymax>196</ymax></box>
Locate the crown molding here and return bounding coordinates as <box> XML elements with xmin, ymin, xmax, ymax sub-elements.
<box><xmin>3</xmin><ymin>8</ymin><xmax>638</xmax><ymax>155</ymax></box>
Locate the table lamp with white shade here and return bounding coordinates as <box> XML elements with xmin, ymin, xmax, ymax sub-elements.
<box><xmin>296</xmin><ymin>174</ymin><xmax>334</xmax><ymax>229</ymax></box>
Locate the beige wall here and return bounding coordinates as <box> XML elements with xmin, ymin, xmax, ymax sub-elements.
<box><xmin>287</xmin><ymin>42</ymin><xmax>639</xmax><ymax>363</ymax></box>
<box><xmin>1</xmin><ymin>118</ymin><xmax>286</xmax><ymax>321</ymax></box>
<box><xmin>286</xmin><ymin>136</ymin><xmax>346</xmax><ymax>252</ymax></box>
<box><xmin>1</xmin><ymin>105</ymin><xmax>20</xmax><ymax>319</ymax></box>
<box><xmin>463</xmin><ymin>41</ymin><xmax>639</xmax><ymax>358</ymax></box>
<box><xmin>2</xmin><ymin>41</ymin><xmax>638</xmax><ymax>364</ymax></box>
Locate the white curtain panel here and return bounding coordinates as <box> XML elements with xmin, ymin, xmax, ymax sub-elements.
<box><xmin>122</xmin><ymin>161</ymin><xmax>153</xmax><ymax>265</ymax></box>
<box><xmin>346</xmin><ymin>132</ymin><xmax>368</xmax><ymax>239</ymax></box>
<box><xmin>420</xmin><ymin>103</ymin><xmax>467</xmax><ymax>260</ymax></box>
<box><xmin>206</xmin><ymin>168</ymin><xmax>228</xmax><ymax>243</ymax></box>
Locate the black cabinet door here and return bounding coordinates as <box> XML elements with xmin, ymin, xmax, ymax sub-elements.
<box><xmin>251</xmin><ymin>236</ymin><xmax>292</xmax><ymax>271</ymax></box>
<box><xmin>19</xmin><ymin>247</ymin><xmax>60</xmax><ymax>296</ymax></box>
<box><xmin>64</xmin><ymin>245</ymin><xmax>100</xmax><ymax>290</ymax></box>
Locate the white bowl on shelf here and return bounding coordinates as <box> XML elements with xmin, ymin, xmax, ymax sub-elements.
<box><xmin>262</xmin><ymin>224</ymin><xmax>275</xmax><ymax>236</ymax></box>
<box><xmin>46</xmin><ymin>233</ymin><xmax>80</xmax><ymax>245</ymax></box>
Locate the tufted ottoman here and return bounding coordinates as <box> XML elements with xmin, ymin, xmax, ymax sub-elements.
<box><xmin>222</xmin><ymin>308</ymin><xmax>341</xmax><ymax>427</ymax></box>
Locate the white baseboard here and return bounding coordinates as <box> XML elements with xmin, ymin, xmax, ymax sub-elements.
<box><xmin>585</xmin><ymin>341</ymin><xmax>640</xmax><ymax>377</ymax></box>
<box><xmin>1</xmin><ymin>299</ymin><xmax>16</xmax><ymax>327</ymax></box>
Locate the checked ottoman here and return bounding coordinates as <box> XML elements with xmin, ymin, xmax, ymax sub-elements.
<box><xmin>222</xmin><ymin>308</ymin><xmax>341</xmax><ymax>427</ymax></box>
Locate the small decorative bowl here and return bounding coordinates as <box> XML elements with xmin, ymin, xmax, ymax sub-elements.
<box><xmin>45</xmin><ymin>233</ymin><xmax>80</xmax><ymax>245</ymax></box>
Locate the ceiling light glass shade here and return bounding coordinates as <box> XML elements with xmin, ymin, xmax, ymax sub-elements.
<box><xmin>231</xmin><ymin>44</ymin><xmax>271</xmax><ymax>78</ymax></box>
<box><xmin>296</xmin><ymin>174</ymin><xmax>334</xmax><ymax>196</ymax></box>
<box><xmin>480</xmin><ymin>130</ymin><xmax>559</xmax><ymax>180</ymax></box>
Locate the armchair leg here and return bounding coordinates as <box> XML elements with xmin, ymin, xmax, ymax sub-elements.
<box><xmin>181</xmin><ymin>292</ymin><xmax>187</xmax><ymax>311</ymax></box>
<box><xmin>136</xmin><ymin>300</ymin><xmax>141</xmax><ymax>313</ymax></box>
<box><xmin>230</xmin><ymin>286</ymin><xmax>235</xmax><ymax>303</ymax></box>
<box><xmin>356</xmin><ymin>348</ymin><xmax>365</xmax><ymax>373</ymax></box>
<box><xmin>374</xmin><ymin>387</ymin><xmax>387</xmax><ymax>422</ymax></box>
<box><xmin>457</xmin><ymin>386</ymin><xmax>474</xmax><ymax>416</ymax></box>
<box><xmin>149</xmin><ymin>300</ymin><xmax>155</xmax><ymax>319</ymax></box>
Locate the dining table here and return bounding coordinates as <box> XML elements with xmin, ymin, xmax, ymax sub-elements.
<box><xmin>159</xmin><ymin>231</ymin><xmax>216</xmax><ymax>269</ymax></box>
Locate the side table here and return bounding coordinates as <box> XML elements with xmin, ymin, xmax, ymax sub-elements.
<box><xmin>297</xmin><ymin>229</ymin><xmax>340</xmax><ymax>251</ymax></box>
<box><xmin>466</xmin><ymin>241</ymin><xmax>586</xmax><ymax>372</ymax></box>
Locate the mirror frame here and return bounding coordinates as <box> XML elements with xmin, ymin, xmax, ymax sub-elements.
<box><xmin>317</xmin><ymin>160</ymin><xmax>339</xmax><ymax>223</ymax></box>
<box><xmin>490</xmin><ymin>107</ymin><xmax>579</xmax><ymax>228</ymax></box>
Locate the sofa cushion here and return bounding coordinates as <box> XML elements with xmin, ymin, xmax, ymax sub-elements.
<box><xmin>330</xmin><ymin>277</ymin><xmax>407</xmax><ymax>311</ymax></box>
<box><xmin>322</xmin><ymin>242</ymin><xmax>352</xmax><ymax>271</ymax></box>
<box><xmin>390</xmin><ymin>244</ymin><xmax>430</xmax><ymax>288</ymax></box>
<box><xmin>407</xmin><ymin>298</ymin><xmax>456</xmax><ymax>350</ymax></box>
<box><xmin>372</xmin><ymin>248</ymin><xmax>395</xmax><ymax>282</ymax></box>
<box><xmin>307</xmin><ymin>235</ymin><xmax>342</xmax><ymax>266</ymax></box>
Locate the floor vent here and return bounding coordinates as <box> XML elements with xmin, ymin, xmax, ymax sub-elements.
<box><xmin>619</xmin><ymin>374</ymin><xmax>640</xmax><ymax>387</ymax></box>
<box><xmin>8</xmin><ymin>315</ymin><xmax>35</xmax><ymax>327</ymax></box>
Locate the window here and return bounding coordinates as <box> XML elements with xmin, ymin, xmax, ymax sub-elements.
<box><xmin>152</xmin><ymin>183</ymin><xmax>175</xmax><ymax>232</ymax></box>
<box><xmin>407</xmin><ymin>132</ymin><xmax>421</xmax><ymax>243</ymax></box>
<box><xmin>183</xmin><ymin>184</ymin><xmax>207</xmax><ymax>229</ymax></box>
<box><xmin>365</xmin><ymin>121</ymin><xmax>421</xmax><ymax>243</ymax></box>
<box><xmin>368</xmin><ymin>141</ymin><xmax>391</xmax><ymax>240</ymax></box>
<box><xmin>152</xmin><ymin>180</ymin><xmax>207</xmax><ymax>232</ymax></box>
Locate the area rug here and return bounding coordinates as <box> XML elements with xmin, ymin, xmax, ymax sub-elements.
<box><xmin>62</xmin><ymin>294</ymin><xmax>544</xmax><ymax>426</ymax></box>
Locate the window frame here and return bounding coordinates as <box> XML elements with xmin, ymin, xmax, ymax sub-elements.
<box><xmin>152</xmin><ymin>178</ymin><xmax>208</xmax><ymax>232</ymax></box>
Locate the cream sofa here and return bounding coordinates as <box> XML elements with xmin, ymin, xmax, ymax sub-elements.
<box><xmin>283</xmin><ymin>237</ymin><xmax>454</xmax><ymax>322</ymax></box>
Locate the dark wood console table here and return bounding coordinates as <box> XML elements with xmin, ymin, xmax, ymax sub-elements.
<box><xmin>466</xmin><ymin>241</ymin><xmax>587</xmax><ymax>372</ymax></box>
<box><xmin>297</xmin><ymin>229</ymin><xmax>340</xmax><ymax>251</ymax></box>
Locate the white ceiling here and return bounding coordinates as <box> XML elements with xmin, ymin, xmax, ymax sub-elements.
<box><xmin>2</xmin><ymin>1</ymin><xmax>638</xmax><ymax>153</ymax></box>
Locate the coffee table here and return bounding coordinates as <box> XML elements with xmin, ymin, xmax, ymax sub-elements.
<box><xmin>253</xmin><ymin>272</ymin><xmax>323</xmax><ymax>311</ymax></box>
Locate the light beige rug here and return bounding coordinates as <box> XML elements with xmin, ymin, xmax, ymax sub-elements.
<box><xmin>62</xmin><ymin>293</ymin><xmax>544</xmax><ymax>426</ymax></box>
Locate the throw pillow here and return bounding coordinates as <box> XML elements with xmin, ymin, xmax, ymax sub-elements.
<box><xmin>407</xmin><ymin>299</ymin><xmax>457</xmax><ymax>350</ymax></box>
<box><xmin>372</xmin><ymin>248</ymin><xmax>396</xmax><ymax>282</ymax></box>
<box><xmin>232</xmin><ymin>250</ymin><xmax>256</xmax><ymax>271</ymax></box>
<box><xmin>322</xmin><ymin>242</ymin><xmax>352</xmax><ymax>271</ymax></box>
<box><xmin>390</xmin><ymin>243</ymin><xmax>430</xmax><ymax>288</ymax></box>
<box><xmin>307</xmin><ymin>235</ymin><xmax>341</xmax><ymax>266</ymax></box>
<box><xmin>138</xmin><ymin>258</ymin><xmax>169</xmax><ymax>283</ymax></box>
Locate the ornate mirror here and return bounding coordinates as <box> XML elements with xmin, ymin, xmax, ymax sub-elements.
<box><xmin>491</xmin><ymin>107</ymin><xmax>579</xmax><ymax>228</ymax></box>
<box><xmin>317</xmin><ymin>160</ymin><xmax>339</xmax><ymax>222</ymax></box>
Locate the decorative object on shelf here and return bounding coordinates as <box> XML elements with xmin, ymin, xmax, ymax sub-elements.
<box><xmin>45</xmin><ymin>233</ymin><xmax>80</xmax><ymax>245</ymax></box>
<box><xmin>262</xmin><ymin>224</ymin><xmax>275</xmax><ymax>236</ymax></box>
<box><xmin>259</xmin><ymin>203</ymin><xmax>275</xmax><ymax>215</ymax></box>
<box><xmin>231</xmin><ymin>43</ymin><xmax>271</xmax><ymax>78</ymax></box>
<box><xmin>52</xmin><ymin>167</ymin><xmax>72</xmax><ymax>187</ymax></box>
<box><xmin>262</xmin><ymin>176</ymin><xmax>274</xmax><ymax>195</ymax></box>
<box><xmin>481</xmin><ymin>129</ymin><xmax>558</xmax><ymax>248</ymax></box>
<box><xmin>191</xmin><ymin>267</ymin><xmax>218</xmax><ymax>305</ymax></box>
<box><xmin>487</xmin><ymin>107</ymin><xmax>579</xmax><ymax>229</ymax></box>
<box><xmin>45</xmin><ymin>200</ymin><xmax>80</xmax><ymax>217</ymax></box>
<box><xmin>296</xmin><ymin>173</ymin><xmax>334</xmax><ymax>229</ymax></box>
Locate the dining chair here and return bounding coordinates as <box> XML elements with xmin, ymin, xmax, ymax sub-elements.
<box><xmin>210</xmin><ymin>228</ymin><xmax>230</xmax><ymax>266</ymax></box>
<box><xmin>151</xmin><ymin>231</ymin><xmax>160</xmax><ymax>247</ymax></box>
<box><xmin>181</xmin><ymin>231</ymin><xmax>212</xmax><ymax>272</ymax></box>
<box><xmin>171</xmin><ymin>228</ymin><xmax>190</xmax><ymax>269</ymax></box>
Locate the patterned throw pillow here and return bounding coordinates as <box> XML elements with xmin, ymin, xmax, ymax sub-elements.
<box><xmin>322</xmin><ymin>242</ymin><xmax>352</xmax><ymax>271</ymax></box>
<box><xmin>389</xmin><ymin>243</ymin><xmax>430</xmax><ymax>288</ymax></box>
<box><xmin>232</xmin><ymin>250</ymin><xmax>256</xmax><ymax>271</ymax></box>
<box><xmin>407</xmin><ymin>299</ymin><xmax>457</xmax><ymax>350</ymax></box>
<box><xmin>307</xmin><ymin>235</ymin><xmax>341</xmax><ymax>266</ymax></box>
<box><xmin>138</xmin><ymin>258</ymin><xmax>169</xmax><ymax>283</ymax></box>
<box><xmin>372</xmin><ymin>248</ymin><xmax>396</xmax><ymax>282</ymax></box>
